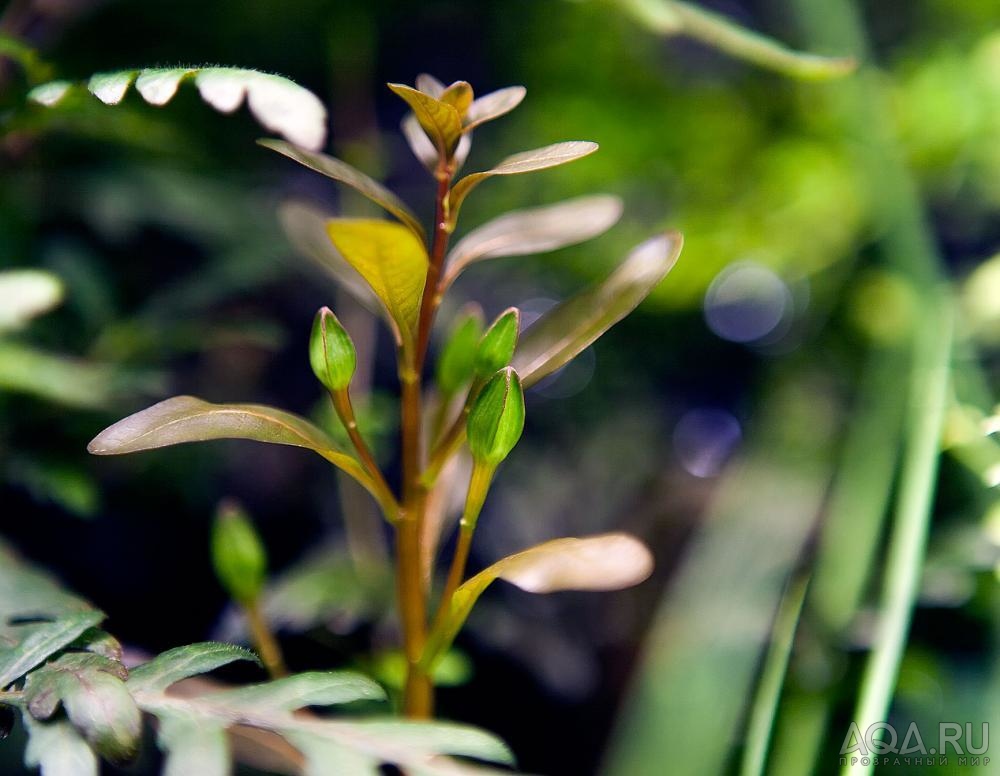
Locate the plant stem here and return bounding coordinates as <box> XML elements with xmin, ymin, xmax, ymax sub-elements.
<box><xmin>246</xmin><ymin>599</ymin><xmax>288</xmax><ymax>679</ymax></box>
<box><xmin>330</xmin><ymin>388</ymin><xmax>396</xmax><ymax>516</ymax></box>
<box><xmin>396</xmin><ymin>153</ymin><xmax>455</xmax><ymax>718</ymax></box>
<box><xmin>430</xmin><ymin>462</ymin><xmax>492</xmax><ymax>635</ymax></box>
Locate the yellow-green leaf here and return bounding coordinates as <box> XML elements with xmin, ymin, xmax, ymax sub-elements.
<box><xmin>324</xmin><ymin>219</ymin><xmax>429</xmax><ymax>352</ymax></box>
<box><xmin>448</xmin><ymin>141</ymin><xmax>599</xmax><ymax>226</ymax></box>
<box><xmin>387</xmin><ymin>83</ymin><xmax>463</xmax><ymax>155</ymax></box>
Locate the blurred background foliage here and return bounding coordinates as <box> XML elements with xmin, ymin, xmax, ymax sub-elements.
<box><xmin>1</xmin><ymin>0</ymin><xmax>999</xmax><ymax>774</ymax></box>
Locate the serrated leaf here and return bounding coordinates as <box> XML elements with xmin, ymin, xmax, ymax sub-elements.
<box><xmin>401</xmin><ymin>114</ymin><xmax>472</xmax><ymax>174</ymax></box>
<box><xmin>24</xmin><ymin>652</ymin><xmax>140</xmax><ymax>763</ymax></box>
<box><xmin>388</xmin><ymin>83</ymin><xmax>463</xmax><ymax>155</ymax></box>
<box><xmin>207</xmin><ymin>671</ymin><xmax>385</xmax><ymax>713</ymax></box>
<box><xmin>426</xmin><ymin>534</ymin><xmax>653</xmax><ymax>668</ymax></box>
<box><xmin>513</xmin><ymin>231</ymin><xmax>683</xmax><ymax>386</ymax></box>
<box><xmin>127</xmin><ymin>642</ymin><xmax>259</xmax><ymax>695</ymax></box>
<box><xmin>463</xmin><ymin>86</ymin><xmax>526</xmax><ymax>132</ymax></box>
<box><xmin>448</xmin><ymin>141</ymin><xmax>599</xmax><ymax>225</ymax></box>
<box><xmin>30</xmin><ymin>66</ymin><xmax>328</xmax><ymax>149</ymax></box>
<box><xmin>0</xmin><ymin>270</ymin><xmax>63</xmax><ymax>331</ymax></box>
<box><xmin>23</xmin><ymin>714</ymin><xmax>98</xmax><ymax>776</ymax></box>
<box><xmin>0</xmin><ymin>610</ymin><xmax>104</xmax><ymax>689</ymax></box>
<box><xmin>277</xmin><ymin>201</ymin><xmax>384</xmax><ymax>316</ymax></box>
<box><xmin>444</xmin><ymin>194</ymin><xmax>624</xmax><ymax>288</ymax></box>
<box><xmin>87</xmin><ymin>396</ymin><xmax>382</xmax><ymax>501</ymax></box>
<box><xmin>325</xmin><ymin>219</ymin><xmax>429</xmax><ymax>353</ymax></box>
<box><xmin>261</xmin><ymin>140</ymin><xmax>425</xmax><ymax>241</ymax></box>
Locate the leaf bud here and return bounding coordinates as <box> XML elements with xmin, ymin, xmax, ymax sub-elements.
<box><xmin>467</xmin><ymin>367</ymin><xmax>525</xmax><ymax>467</ymax></box>
<box><xmin>309</xmin><ymin>306</ymin><xmax>356</xmax><ymax>392</ymax></box>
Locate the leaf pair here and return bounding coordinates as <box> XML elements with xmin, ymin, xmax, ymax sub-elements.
<box><xmin>390</xmin><ymin>74</ymin><xmax>526</xmax><ymax>162</ymax></box>
<box><xmin>30</xmin><ymin>66</ymin><xmax>328</xmax><ymax>150</ymax></box>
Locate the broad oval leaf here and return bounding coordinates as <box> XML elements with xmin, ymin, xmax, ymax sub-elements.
<box><xmin>207</xmin><ymin>671</ymin><xmax>385</xmax><ymax>712</ymax></box>
<box><xmin>448</xmin><ymin>141</ymin><xmax>599</xmax><ymax>225</ymax></box>
<box><xmin>23</xmin><ymin>715</ymin><xmax>98</xmax><ymax>776</ymax></box>
<box><xmin>0</xmin><ymin>269</ymin><xmax>64</xmax><ymax>331</ymax></box>
<box><xmin>415</xmin><ymin>73</ymin><xmax>446</xmax><ymax>98</ymax></box>
<box><xmin>425</xmin><ymin>533</ymin><xmax>653</xmax><ymax>668</ymax></box>
<box><xmin>513</xmin><ymin>231</ymin><xmax>683</xmax><ymax>387</ymax></box>
<box><xmin>277</xmin><ymin>201</ymin><xmax>383</xmax><ymax>316</ymax></box>
<box><xmin>260</xmin><ymin>140</ymin><xmax>426</xmax><ymax>242</ymax></box>
<box><xmin>463</xmin><ymin>86</ymin><xmax>527</xmax><ymax>132</ymax></box>
<box><xmin>325</xmin><ymin>219</ymin><xmax>429</xmax><ymax>353</ymax></box>
<box><xmin>387</xmin><ymin>83</ymin><xmax>463</xmax><ymax>155</ymax></box>
<box><xmin>156</xmin><ymin>712</ymin><xmax>228</xmax><ymax>776</ymax></box>
<box><xmin>29</xmin><ymin>66</ymin><xmax>328</xmax><ymax>150</ymax></box>
<box><xmin>127</xmin><ymin>642</ymin><xmax>259</xmax><ymax>695</ymax></box>
<box><xmin>443</xmin><ymin>194</ymin><xmax>624</xmax><ymax>287</ymax></box>
<box><xmin>87</xmin><ymin>396</ymin><xmax>382</xmax><ymax>504</ymax></box>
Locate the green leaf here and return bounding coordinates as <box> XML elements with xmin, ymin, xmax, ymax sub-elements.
<box><xmin>0</xmin><ymin>270</ymin><xmax>63</xmax><ymax>331</ymax></box>
<box><xmin>467</xmin><ymin>367</ymin><xmax>525</xmax><ymax>467</ymax></box>
<box><xmin>127</xmin><ymin>642</ymin><xmax>259</xmax><ymax>695</ymax></box>
<box><xmin>277</xmin><ymin>201</ymin><xmax>384</xmax><ymax>316</ymax></box>
<box><xmin>29</xmin><ymin>66</ymin><xmax>328</xmax><ymax>149</ymax></box>
<box><xmin>463</xmin><ymin>86</ymin><xmax>527</xmax><ymax>131</ymax></box>
<box><xmin>512</xmin><ymin>231</ymin><xmax>683</xmax><ymax>387</ymax></box>
<box><xmin>0</xmin><ymin>610</ymin><xmax>104</xmax><ymax>689</ymax></box>
<box><xmin>309</xmin><ymin>307</ymin><xmax>357</xmax><ymax>393</ymax></box>
<box><xmin>619</xmin><ymin>0</ymin><xmax>855</xmax><ymax>80</ymax></box>
<box><xmin>325</xmin><ymin>219</ymin><xmax>429</xmax><ymax>354</ymax></box>
<box><xmin>436</xmin><ymin>305</ymin><xmax>485</xmax><ymax>397</ymax></box>
<box><xmin>24</xmin><ymin>653</ymin><xmax>140</xmax><ymax>763</ymax></box>
<box><xmin>87</xmin><ymin>395</ymin><xmax>376</xmax><ymax>494</ymax></box>
<box><xmin>448</xmin><ymin>141</ymin><xmax>600</xmax><ymax>225</ymax></box>
<box><xmin>23</xmin><ymin>714</ymin><xmax>98</xmax><ymax>776</ymax></box>
<box><xmin>388</xmin><ymin>83</ymin><xmax>463</xmax><ymax>155</ymax></box>
<box><xmin>475</xmin><ymin>308</ymin><xmax>521</xmax><ymax>378</ymax></box>
<box><xmin>260</xmin><ymin>140</ymin><xmax>426</xmax><ymax>241</ymax></box>
<box><xmin>427</xmin><ymin>533</ymin><xmax>653</xmax><ymax>667</ymax></box>
<box><xmin>212</xmin><ymin>501</ymin><xmax>268</xmax><ymax>606</ymax></box>
<box><xmin>205</xmin><ymin>671</ymin><xmax>385</xmax><ymax>712</ymax></box>
<box><xmin>443</xmin><ymin>195</ymin><xmax>623</xmax><ymax>288</ymax></box>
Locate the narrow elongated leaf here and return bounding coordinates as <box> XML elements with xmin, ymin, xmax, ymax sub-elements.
<box><xmin>401</xmin><ymin>114</ymin><xmax>471</xmax><ymax>173</ymax></box>
<box><xmin>23</xmin><ymin>714</ymin><xmax>98</xmax><ymax>776</ymax></box>
<box><xmin>89</xmin><ymin>394</ymin><xmax>362</xmax><ymax>468</ymax></box>
<box><xmin>260</xmin><ymin>140</ymin><xmax>426</xmax><ymax>241</ymax></box>
<box><xmin>426</xmin><ymin>534</ymin><xmax>653</xmax><ymax>667</ymax></box>
<box><xmin>325</xmin><ymin>219</ymin><xmax>428</xmax><ymax>352</ymax></box>
<box><xmin>0</xmin><ymin>610</ymin><xmax>104</xmax><ymax>689</ymax></box>
<box><xmin>24</xmin><ymin>653</ymin><xmax>141</xmax><ymax>763</ymax></box>
<box><xmin>388</xmin><ymin>83</ymin><xmax>463</xmax><ymax>154</ymax></box>
<box><xmin>513</xmin><ymin>231</ymin><xmax>683</xmax><ymax>386</ymax></box>
<box><xmin>448</xmin><ymin>141</ymin><xmax>599</xmax><ymax>224</ymax></box>
<box><xmin>444</xmin><ymin>195</ymin><xmax>624</xmax><ymax>287</ymax></box>
<box><xmin>463</xmin><ymin>86</ymin><xmax>526</xmax><ymax>132</ymax></box>
<box><xmin>127</xmin><ymin>642</ymin><xmax>259</xmax><ymax>695</ymax></box>
<box><xmin>621</xmin><ymin>0</ymin><xmax>855</xmax><ymax>80</ymax></box>
<box><xmin>0</xmin><ymin>270</ymin><xmax>63</xmax><ymax>331</ymax></box>
<box><xmin>29</xmin><ymin>66</ymin><xmax>328</xmax><ymax>149</ymax></box>
<box><xmin>206</xmin><ymin>671</ymin><xmax>385</xmax><ymax>712</ymax></box>
<box><xmin>277</xmin><ymin>201</ymin><xmax>383</xmax><ymax>315</ymax></box>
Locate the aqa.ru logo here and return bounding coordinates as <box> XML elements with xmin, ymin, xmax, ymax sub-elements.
<box><xmin>839</xmin><ymin>722</ymin><xmax>989</xmax><ymax>768</ymax></box>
